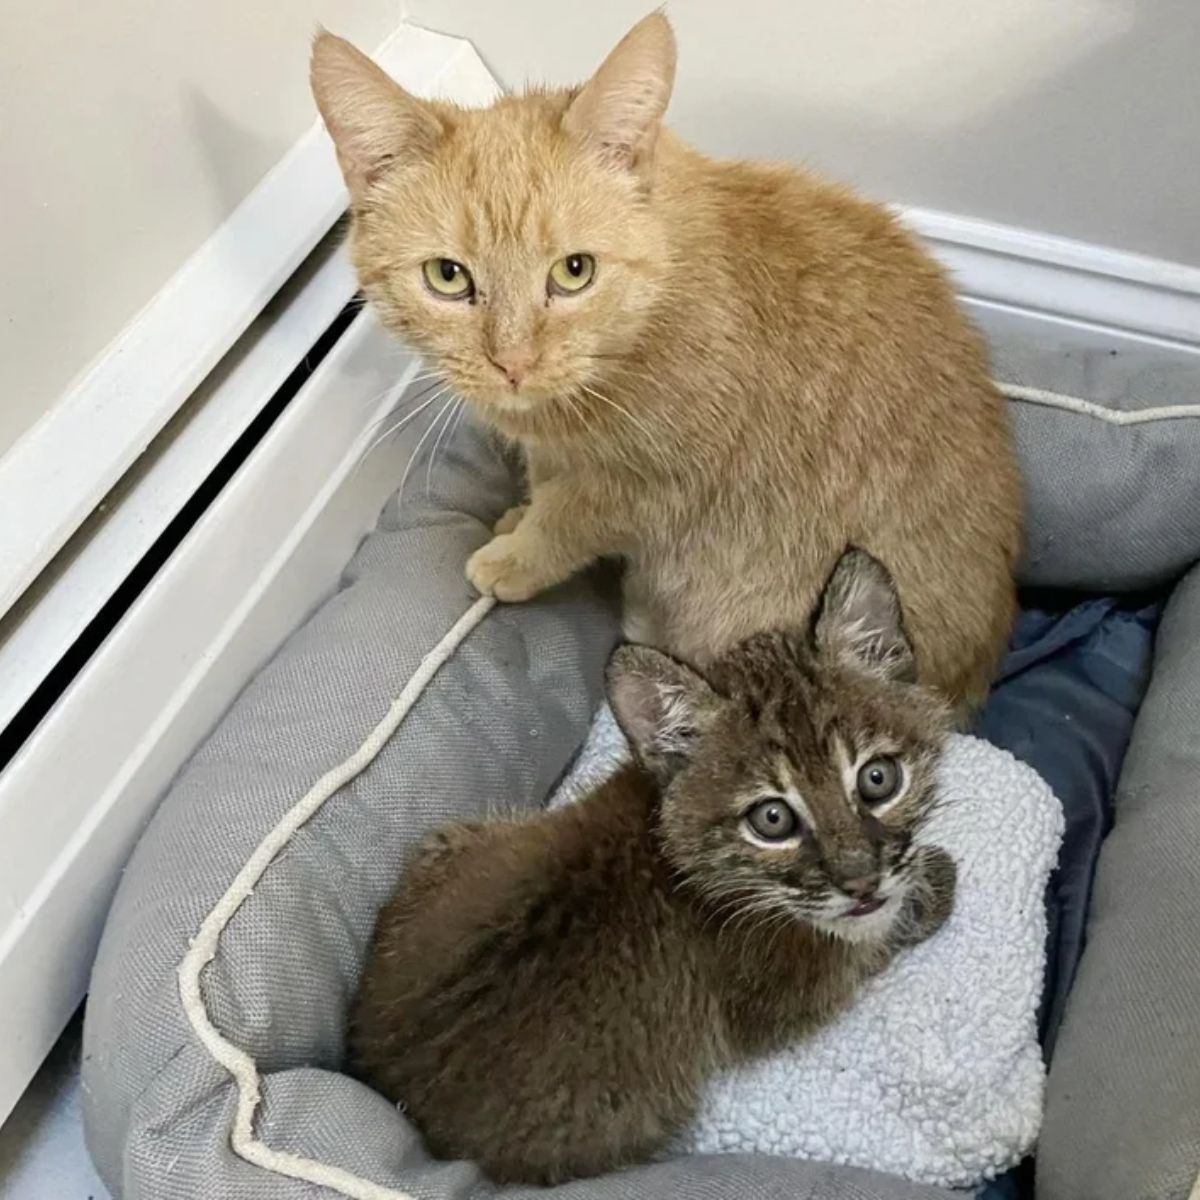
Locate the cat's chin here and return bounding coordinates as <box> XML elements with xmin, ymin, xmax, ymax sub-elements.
<box><xmin>477</xmin><ymin>391</ymin><xmax>540</xmax><ymax>415</ymax></box>
<box><xmin>468</xmin><ymin>392</ymin><xmax>569</xmax><ymax>440</ymax></box>
<box><xmin>811</xmin><ymin>891</ymin><xmax>902</xmax><ymax>945</ymax></box>
<box><xmin>471</xmin><ymin>392</ymin><xmax>539</xmax><ymax>417</ymax></box>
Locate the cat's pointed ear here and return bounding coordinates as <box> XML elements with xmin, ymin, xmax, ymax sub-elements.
<box><xmin>607</xmin><ymin>644</ymin><xmax>720</xmax><ymax>780</ymax></box>
<box><xmin>310</xmin><ymin>30</ymin><xmax>446</xmax><ymax>197</ymax></box>
<box><xmin>813</xmin><ymin>548</ymin><xmax>917</xmax><ymax>683</ymax></box>
<box><xmin>562</xmin><ymin>11</ymin><xmax>676</xmax><ymax>174</ymax></box>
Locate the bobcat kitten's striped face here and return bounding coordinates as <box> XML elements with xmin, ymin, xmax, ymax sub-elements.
<box><xmin>608</xmin><ymin>549</ymin><xmax>951</xmax><ymax>944</ymax></box>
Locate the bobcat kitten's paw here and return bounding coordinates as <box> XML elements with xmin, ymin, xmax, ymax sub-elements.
<box><xmin>896</xmin><ymin>845</ymin><xmax>957</xmax><ymax>947</ymax></box>
<box><xmin>466</xmin><ymin>534</ymin><xmax>558</xmax><ymax>602</ymax></box>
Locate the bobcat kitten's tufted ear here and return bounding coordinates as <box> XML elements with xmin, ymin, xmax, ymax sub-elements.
<box><xmin>562</xmin><ymin>11</ymin><xmax>677</xmax><ymax>174</ymax></box>
<box><xmin>607</xmin><ymin>643</ymin><xmax>720</xmax><ymax>780</ymax></box>
<box><xmin>310</xmin><ymin>29</ymin><xmax>446</xmax><ymax>196</ymax></box>
<box><xmin>814</xmin><ymin>548</ymin><xmax>917</xmax><ymax>683</ymax></box>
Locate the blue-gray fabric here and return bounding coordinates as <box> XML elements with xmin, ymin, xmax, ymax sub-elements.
<box><xmin>1037</xmin><ymin>562</ymin><xmax>1200</xmax><ymax>1200</ymax></box>
<box><xmin>973</xmin><ymin>595</ymin><xmax>1161</xmax><ymax>1200</ymax></box>
<box><xmin>979</xmin><ymin>595</ymin><xmax>1161</xmax><ymax>1054</ymax></box>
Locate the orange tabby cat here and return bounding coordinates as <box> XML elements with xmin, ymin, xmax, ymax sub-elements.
<box><xmin>311</xmin><ymin>13</ymin><xmax>1021</xmax><ymax>710</ymax></box>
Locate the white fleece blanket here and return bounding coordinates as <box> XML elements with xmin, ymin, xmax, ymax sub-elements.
<box><xmin>550</xmin><ymin>707</ymin><xmax>1064</xmax><ymax>1189</ymax></box>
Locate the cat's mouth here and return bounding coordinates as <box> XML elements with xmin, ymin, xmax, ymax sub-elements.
<box><xmin>810</xmin><ymin>889</ymin><xmax>899</xmax><ymax>944</ymax></box>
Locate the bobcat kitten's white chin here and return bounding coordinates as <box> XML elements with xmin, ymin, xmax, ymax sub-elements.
<box><xmin>816</xmin><ymin>886</ymin><xmax>905</xmax><ymax>944</ymax></box>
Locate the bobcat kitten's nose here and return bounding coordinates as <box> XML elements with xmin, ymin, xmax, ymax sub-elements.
<box><xmin>839</xmin><ymin>874</ymin><xmax>880</xmax><ymax>900</ymax></box>
<box><xmin>831</xmin><ymin>844</ymin><xmax>880</xmax><ymax>898</ymax></box>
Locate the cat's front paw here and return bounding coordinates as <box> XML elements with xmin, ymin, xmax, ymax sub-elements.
<box><xmin>896</xmin><ymin>845</ymin><xmax>957</xmax><ymax>946</ymax></box>
<box><xmin>466</xmin><ymin>534</ymin><xmax>556</xmax><ymax>602</ymax></box>
<box><xmin>492</xmin><ymin>504</ymin><xmax>528</xmax><ymax>535</ymax></box>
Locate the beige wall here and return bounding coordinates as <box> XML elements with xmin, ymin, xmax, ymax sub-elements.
<box><xmin>409</xmin><ymin>0</ymin><xmax>1200</xmax><ymax>264</ymax></box>
<box><xmin>5</xmin><ymin>1</ymin><xmax>1193</xmax><ymax>460</ymax></box>
<box><xmin>0</xmin><ymin>0</ymin><xmax>399</xmax><ymax>456</ymax></box>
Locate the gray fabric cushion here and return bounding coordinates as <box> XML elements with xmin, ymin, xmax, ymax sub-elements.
<box><xmin>82</xmin><ymin>415</ymin><xmax>951</xmax><ymax>1200</ymax></box>
<box><xmin>993</xmin><ymin>337</ymin><xmax>1200</xmax><ymax>591</ymax></box>
<box><xmin>82</xmin><ymin>319</ymin><xmax>1200</xmax><ymax>1200</ymax></box>
<box><xmin>1037</xmin><ymin>561</ymin><xmax>1200</xmax><ymax>1200</ymax></box>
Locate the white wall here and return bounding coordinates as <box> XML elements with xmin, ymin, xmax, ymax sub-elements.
<box><xmin>0</xmin><ymin>0</ymin><xmax>399</xmax><ymax>457</ymax></box>
<box><xmin>5</xmin><ymin>1</ymin><xmax>1194</xmax><ymax>460</ymax></box>
<box><xmin>408</xmin><ymin>0</ymin><xmax>1200</xmax><ymax>267</ymax></box>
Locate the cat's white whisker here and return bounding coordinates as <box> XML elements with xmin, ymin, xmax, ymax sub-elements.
<box><xmin>401</xmin><ymin>394</ymin><xmax>459</xmax><ymax>497</ymax></box>
<box><xmin>730</xmin><ymin>902</ymin><xmax>794</xmax><ymax>953</ymax></box>
<box><xmin>447</xmin><ymin>395</ymin><xmax>471</xmax><ymax>443</ymax></box>
<box><xmin>705</xmin><ymin>888</ymin><xmax>784</xmax><ymax>939</ymax></box>
<box><xmin>579</xmin><ymin>383</ymin><xmax>658</xmax><ymax>444</ymax></box>
<box><xmin>704</xmin><ymin>887</ymin><xmax>755</xmax><ymax>912</ymax></box>
<box><xmin>356</xmin><ymin>381</ymin><xmax>459</xmax><ymax>474</ymax></box>
<box><xmin>360</xmin><ymin>375</ymin><xmax>446</xmax><ymax>435</ymax></box>
<box><xmin>762</xmin><ymin>904</ymin><xmax>799</xmax><ymax>958</ymax></box>
<box><xmin>559</xmin><ymin>390</ymin><xmax>590</xmax><ymax>430</ymax></box>
<box><xmin>694</xmin><ymin>885</ymin><xmax>761</xmax><ymax>934</ymax></box>
<box><xmin>356</xmin><ymin>396</ymin><xmax>440</xmax><ymax>470</ymax></box>
<box><xmin>370</xmin><ymin>380</ymin><xmax>451</xmax><ymax>435</ymax></box>
<box><xmin>426</xmin><ymin>397</ymin><xmax>465</xmax><ymax>497</ymax></box>
<box><xmin>357</xmin><ymin>378</ymin><xmax>412</xmax><ymax>416</ymax></box>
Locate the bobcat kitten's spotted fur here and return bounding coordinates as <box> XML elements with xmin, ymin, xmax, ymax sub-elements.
<box><xmin>350</xmin><ymin>550</ymin><xmax>957</xmax><ymax>1185</ymax></box>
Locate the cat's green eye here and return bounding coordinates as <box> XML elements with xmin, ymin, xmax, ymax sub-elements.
<box><xmin>745</xmin><ymin>799</ymin><xmax>799</xmax><ymax>842</ymax></box>
<box><xmin>548</xmin><ymin>253</ymin><xmax>596</xmax><ymax>296</ymax></box>
<box><xmin>857</xmin><ymin>756</ymin><xmax>902</xmax><ymax>806</ymax></box>
<box><xmin>422</xmin><ymin>258</ymin><xmax>474</xmax><ymax>300</ymax></box>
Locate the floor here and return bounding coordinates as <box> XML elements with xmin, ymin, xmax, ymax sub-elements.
<box><xmin>0</xmin><ymin>1013</ymin><xmax>109</xmax><ymax>1200</ymax></box>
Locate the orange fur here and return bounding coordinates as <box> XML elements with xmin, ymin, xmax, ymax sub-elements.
<box><xmin>311</xmin><ymin>14</ymin><xmax>1021</xmax><ymax>711</ymax></box>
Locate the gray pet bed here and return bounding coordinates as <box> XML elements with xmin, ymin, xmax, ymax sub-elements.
<box><xmin>83</xmin><ymin>329</ymin><xmax>1200</xmax><ymax>1200</ymax></box>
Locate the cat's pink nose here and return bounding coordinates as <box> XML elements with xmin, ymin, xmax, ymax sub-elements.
<box><xmin>488</xmin><ymin>347</ymin><xmax>538</xmax><ymax>389</ymax></box>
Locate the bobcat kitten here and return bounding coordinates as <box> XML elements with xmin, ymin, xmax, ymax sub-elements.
<box><xmin>349</xmin><ymin>550</ymin><xmax>957</xmax><ymax>1185</ymax></box>
<box><xmin>311</xmin><ymin>14</ymin><xmax>1022</xmax><ymax>711</ymax></box>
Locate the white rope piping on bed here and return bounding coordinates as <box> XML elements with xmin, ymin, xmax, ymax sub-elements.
<box><xmin>999</xmin><ymin>382</ymin><xmax>1200</xmax><ymax>425</ymax></box>
<box><xmin>177</xmin><ymin>594</ymin><xmax>497</xmax><ymax>1200</ymax></box>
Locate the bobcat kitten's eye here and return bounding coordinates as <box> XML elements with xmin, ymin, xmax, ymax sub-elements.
<box><xmin>422</xmin><ymin>259</ymin><xmax>474</xmax><ymax>300</ymax></box>
<box><xmin>745</xmin><ymin>799</ymin><xmax>800</xmax><ymax>842</ymax></box>
<box><xmin>857</xmin><ymin>756</ymin><xmax>902</xmax><ymax>805</ymax></box>
<box><xmin>548</xmin><ymin>253</ymin><xmax>596</xmax><ymax>296</ymax></box>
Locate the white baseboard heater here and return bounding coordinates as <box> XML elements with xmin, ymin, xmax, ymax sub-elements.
<box><xmin>0</xmin><ymin>23</ymin><xmax>500</xmax><ymax>1126</ymax></box>
<box><xmin>0</xmin><ymin>244</ymin><xmax>429</xmax><ymax>1124</ymax></box>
